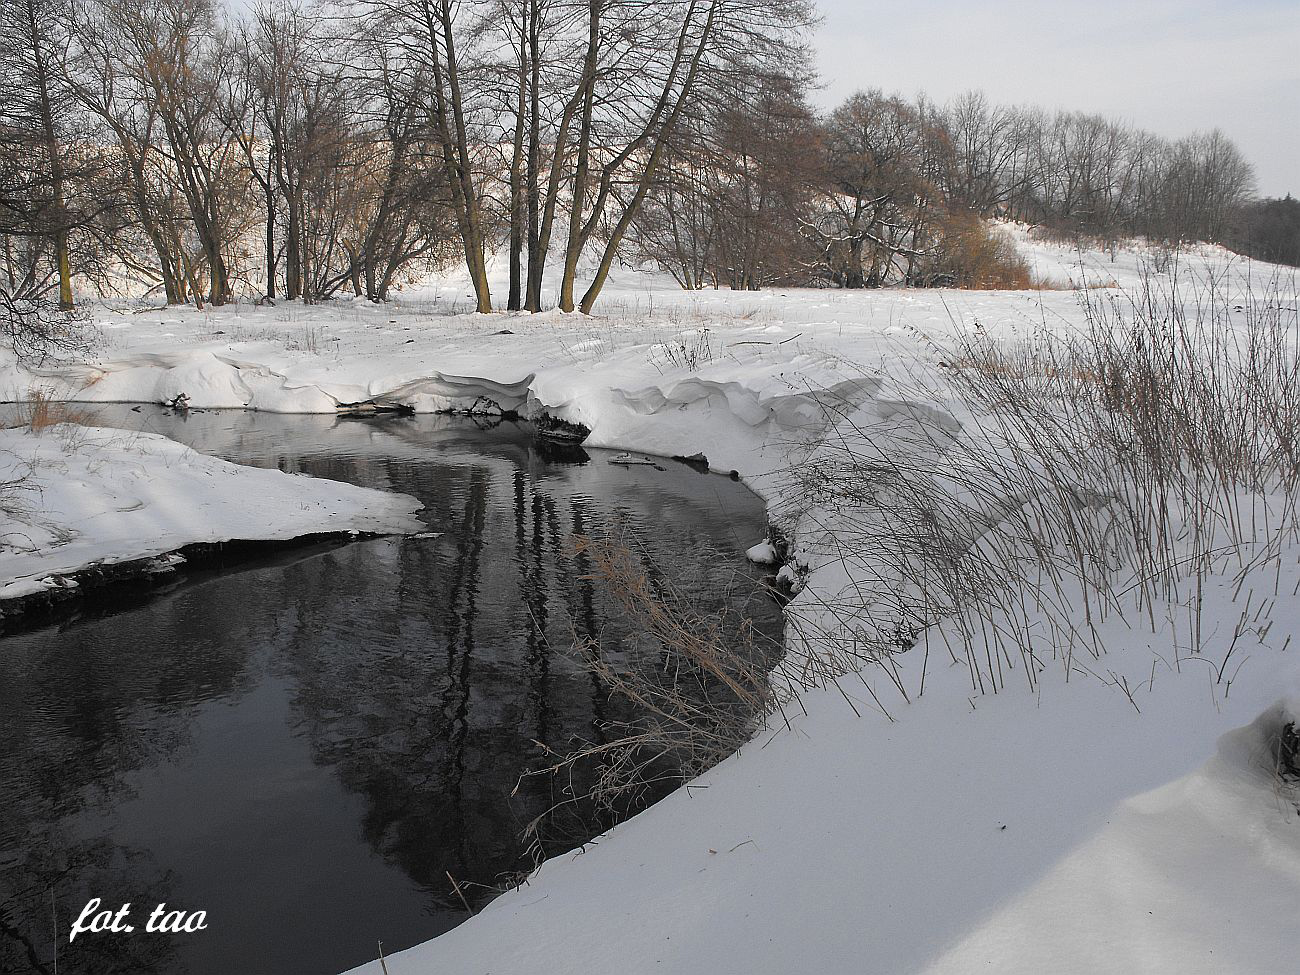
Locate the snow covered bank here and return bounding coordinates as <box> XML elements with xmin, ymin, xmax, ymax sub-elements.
<box><xmin>0</xmin><ymin>423</ymin><xmax>424</xmax><ymax>604</ymax></box>
<box><xmin>926</xmin><ymin>700</ymin><xmax>1300</xmax><ymax>975</ymax></box>
<box><xmin>0</xmin><ymin>305</ymin><xmax>888</xmax><ymax>485</ymax></box>
<box><xmin>333</xmin><ymin>247</ymin><xmax>1299</xmax><ymax>974</ymax></box>
<box><xmin>342</xmin><ymin>662</ymin><xmax>1299</xmax><ymax>975</ymax></box>
<box><xmin>4</xmin><ymin>234</ymin><xmax>1298</xmax><ymax>973</ymax></box>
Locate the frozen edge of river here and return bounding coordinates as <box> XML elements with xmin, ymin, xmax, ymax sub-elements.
<box><xmin>0</xmin><ymin>423</ymin><xmax>425</xmax><ymax>606</ymax></box>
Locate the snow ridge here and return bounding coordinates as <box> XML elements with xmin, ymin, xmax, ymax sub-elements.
<box><xmin>0</xmin><ymin>424</ymin><xmax>424</xmax><ymax>602</ymax></box>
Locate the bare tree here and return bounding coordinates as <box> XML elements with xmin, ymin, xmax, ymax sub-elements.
<box><xmin>87</xmin><ymin>0</ymin><xmax>253</xmax><ymax>306</ymax></box>
<box><xmin>806</xmin><ymin>91</ymin><xmax>946</xmax><ymax>288</ymax></box>
<box><xmin>560</xmin><ymin>0</ymin><xmax>815</xmax><ymax>313</ymax></box>
<box><xmin>352</xmin><ymin>0</ymin><xmax>496</xmax><ymax>311</ymax></box>
<box><xmin>627</xmin><ymin>115</ymin><xmax>720</xmax><ymax>290</ymax></box>
<box><xmin>1</xmin><ymin>0</ymin><xmax>91</xmax><ymax>307</ymax></box>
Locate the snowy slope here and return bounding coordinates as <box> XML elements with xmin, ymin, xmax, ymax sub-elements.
<box><xmin>0</xmin><ymin>423</ymin><xmax>424</xmax><ymax>601</ymax></box>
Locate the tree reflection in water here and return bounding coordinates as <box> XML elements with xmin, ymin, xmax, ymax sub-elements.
<box><xmin>0</xmin><ymin>409</ymin><xmax>781</xmax><ymax>975</ymax></box>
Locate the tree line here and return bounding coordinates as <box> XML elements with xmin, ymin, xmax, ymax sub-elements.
<box><xmin>1</xmin><ymin>0</ymin><xmax>813</xmax><ymax>312</ymax></box>
<box><xmin>1229</xmin><ymin>196</ymin><xmax>1300</xmax><ymax>269</ymax></box>
<box><xmin>634</xmin><ymin>86</ymin><xmax>1262</xmax><ymax>291</ymax></box>
<box><xmin>1</xmin><ymin>0</ymin><xmax>1273</xmax><ymax>319</ymax></box>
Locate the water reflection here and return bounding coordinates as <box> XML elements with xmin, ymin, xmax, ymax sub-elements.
<box><xmin>0</xmin><ymin>409</ymin><xmax>780</xmax><ymax>975</ymax></box>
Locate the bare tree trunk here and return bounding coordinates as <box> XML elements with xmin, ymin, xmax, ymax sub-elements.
<box><xmin>577</xmin><ymin>0</ymin><xmax>719</xmax><ymax>313</ymax></box>
<box><xmin>286</xmin><ymin>187</ymin><xmax>302</xmax><ymax>299</ymax></box>
<box><xmin>523</xmin><ymin>0</ymin><xmax>543</xmax><ymax>310</ymax></box>
<box><xmin>23</xmin><ymin>0</ymin><xmax>73</xmax><ymax>309</ymax></box>
<box><xmin>506</xmin><ymin>9</ymin><xmax>527</xmax><ymax>311</ymax></box>
<box><xmin>419</xmin><ymin>0</ymin><xmax>492</xmax><ymax>312</ymax></box>
<box><xmin>558</xmin><ymin>0</ymin><xmax>600</xmax><ymax>312</ymax></box>
<box><xmin>263</xmin><ymin>151</ymin><xmax>278</xmax><ymax>298</ymax></box>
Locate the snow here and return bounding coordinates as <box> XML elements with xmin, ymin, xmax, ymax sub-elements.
<box><xmin>4</xmin><ymin>231</ymin><xmax>1299</xmax><ymax>973</ymax></box>
<box><xmin>338</xmin><ymin>675</ymin><xmax>1298</xmax><ymax>975</ymax></box>
<box><xmin>926</xmin><ymin>703</ymin><xmax>1300</xmax><ymax>975</ymax></box>
<box><xmin>0</xmin><ymin>423</ymin><xmax>424</xmax><ymax>601</ymax></box>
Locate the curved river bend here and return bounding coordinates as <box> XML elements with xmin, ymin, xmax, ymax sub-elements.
<box><xmin>0</xmin><ymin>408</ymin><xmax>781</xmax><ymax>975</ymax></box>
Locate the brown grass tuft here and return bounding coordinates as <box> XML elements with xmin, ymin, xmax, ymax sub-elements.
<box><xmin>9</xmin><ymin>389</ymin><xmax>92</xmax><ymax>432</ymax></box>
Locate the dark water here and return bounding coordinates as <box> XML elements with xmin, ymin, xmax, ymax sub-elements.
<box><xmin>0</xmin><ymin>408</ymin><xmax>780</xmax><ymax>975</ymax></box>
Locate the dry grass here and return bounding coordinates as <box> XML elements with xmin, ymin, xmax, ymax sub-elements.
<box><xmin>517</xmin><ymin>530</ymin><xmax>793</xmax><ymax>862</ymax></box>
<box><xmin>8</xmin><ymin>389</ymin><xmax>92</xmax><ymax>433</ymax></box>
<box><xmin>783</xmin><ymin>264</ymin><xmax>1300</xmax><ymax>704</ymax></box>
<box><xmin>647</xmin><ymin>327</ymin><xmax>716</xmax><ymax>373</ymax></box>
<box><xmin>513</xmin><ymin>264</ymin><xmax>1299</xmax><ymax>877</ymax></box>
<box><xmin>1030</xmin><ymin>276</ymin><xmax>1121</xmax><ymax>292</ymax></box>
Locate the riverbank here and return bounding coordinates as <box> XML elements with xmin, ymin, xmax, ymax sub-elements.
<box><xmin>6</xmin><ymin>232</ymin><xmax>1300</xmax><ymax>973</ymax></box>
<box><xmin>0</xmin><ymin>422</ymin><xmax>424</xmax><ymax>610</ymax></box>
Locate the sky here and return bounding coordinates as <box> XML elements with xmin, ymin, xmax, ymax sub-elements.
<box><xmin>811</xmin><ymin>0</ymin><xmax>1300</xmax><ymax>197</ymax></box>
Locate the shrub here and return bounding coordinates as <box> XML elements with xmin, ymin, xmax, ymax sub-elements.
<box><xmin>923</xmin><ymin>212</ymin><xmax>1033</xmax><ymax>290</ymax></box>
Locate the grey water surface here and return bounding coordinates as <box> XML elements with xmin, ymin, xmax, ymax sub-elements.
<box><xmin>0</xmin><ymin>408</ymin><xmax>781</xmax><ymax>975</ymax></box>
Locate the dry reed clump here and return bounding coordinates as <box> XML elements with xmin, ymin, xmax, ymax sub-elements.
<box><xmin>8</xmin><ymin>389</ymin><xmax>92</xmax><ymax>432</ymax></box>
<box><xmin>1027</xmin><ymin>222</ymin><xmax>1102</xmax><ymax>249</ymax></box>
<box><xmin>1029</xmin><ymin>276</ymin><xmax>1121</xmax><ymax>292</ymax></box>
<box><xmin>785</xmin><ymin>264</ymin><xmax>1300</xmax><ymax>704</ymax></box>
<box><xmin>647</xmin><ymin>326</ymin><xmax>717</xmax><ymax>373</ymax></box>
<box><xmin>516</xmin><ymin>531</ymin><xmax>792</xmax><ymax>862</ymax></box>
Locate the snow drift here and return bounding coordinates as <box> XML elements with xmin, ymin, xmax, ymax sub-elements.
<box><xmin>0</xmin><ymin>423</ymin><xmax>424</xmax><ymax>602</ymax></box>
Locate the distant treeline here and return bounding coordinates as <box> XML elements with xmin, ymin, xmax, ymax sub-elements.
<box><xmin>0</xmin><ymin>0</ymin><xmax>1282</xmax><ymax>316</ymax></box>
<box><xmin>634</xmin><ymin>87</ymin><xmax>1265</xmax><ymax>291</ymax></box>
<box><xmin>1230</xmin><ymin>197</ymin><xmax>1300</xmax><ymax>269</ymax></box>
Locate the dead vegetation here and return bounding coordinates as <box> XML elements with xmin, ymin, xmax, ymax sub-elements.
<box><xmin>929</xmin><ymin>212</ymin><xmax>1035</xmax><ymax>290</ymax></box>
<box><xmin>502</xmin><ymin>266</ymin><xmax>1300</xmax><ymax>888</ymax></box>
<box><xmin>785</xmin><ymin>266</ymin><xmax>1300</xmax><ymax>706</ymax></box>
<box><xmin>6</xmin><ymin>389</ymin><xmax>92</xmax><ymax>433</ymax></box>
<box><xmin>516</xmin><ymin>530</ymin><xmax>792</xmax><ymax>864</ymax></box>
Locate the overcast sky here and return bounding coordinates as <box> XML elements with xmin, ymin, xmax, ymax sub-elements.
<box><xmin>811</xmin><ymin>0</ymin><xmax>1299</xmax><ymax>196</ymax></box>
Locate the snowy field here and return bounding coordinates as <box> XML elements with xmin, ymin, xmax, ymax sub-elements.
<box><xmin>5</xmin><ymin>231</ymin><xmax>1300</xmax><ymax>973</ymax></box>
